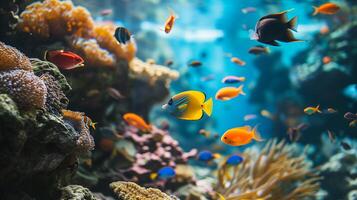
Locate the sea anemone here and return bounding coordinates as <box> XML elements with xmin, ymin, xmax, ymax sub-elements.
<box><xmin>215</xmin><ymin>140</ymin><xmax>321</xmax><ymax>200</ymax></box>
<box><xmin>0</xmin><ymin>41</ymin><xmax>32</xmax><ymax>71</ymax></box>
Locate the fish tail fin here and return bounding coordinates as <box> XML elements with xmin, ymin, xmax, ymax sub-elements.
<box><xmin>312</xmin><ymin>6</ymin><xmax>319</xmax><ymax>16</ymax></box>
<box><xmin>202</xmin><ymin>98</ymin><xmax>213</xmax><ymax>117</ymax></box>
<box><xmin>238</xmin><ymin>85</ymin><xmax>246</xmax><ymax>95</ymax></box>
<box><xmin>287</xmin><ymin>16</ymin><xmax>298</xmax><ymax>32</ymax></box>
<box><xmin>316</xmin><ymin>105</ymin><xmax>322</xmax><ymax>113</ymax></box>
<box><xmin>168</xmin><ymin>7</ymin><xmax>179</xmax><ymax>19</ymax></box>
<box><xmin>266</xmin><ymin>47</ymin><xmax>271</xmax><ymax>54</ymax></box>
<box><xmin>91</xmin><ymin>122</ymin><xmax>98</xmax><ymax>130</ymax></box>
<box><xmin>252</xmin><ymin>125</ymin><xmax>264</xmax><ymax>142</ymax></box>
<box><xmin>150</xmin><ymin>173</ymin><xmax>158</xmax><ymax>180</ymax></box>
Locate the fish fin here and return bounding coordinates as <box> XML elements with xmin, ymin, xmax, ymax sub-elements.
<box><xmin>150</xmin><ymin>173</ymin><xmax>158</xmax><ymax>180</ymax></box>
<box><xmin>249</xmin><ymin>29</ymin><xmax>258</xmax><ymax>40</ymax></box>
<box><xmin>252</xmin><ymin>125</ymin><xmax>264</xmax><ymax>142</ymax></box>
<box><xmin>266</xmin><ymin>47</ymin><xmax>271</xmax><ymax>53</ymax></box>
<box><xmin>238</xmin><ymin>85</ymin><xmax>246</xmax><ymax>95</ymax></box>
<box><xmin>91</xmin><ymin>122</ymin><xmax>98</xmax><ymax>130</ymax></box>
<box><xmin>316</xmin><ymin>105</ymin><xmax>322</xmax><ymax>113</ymax></box>
<box><xmin>168</xmin><ymin>7</ymin><xmax>178</xmax><ymax>18</ymax></box>
<box><xmin>279</xmin><ymin>30</ymin><xmax>300</xmax><ymax>42</ymax></box>
<box><xmin>265</xmin><ymin>40</ymin><xmax>280</xmax><ymax>46</ymax></box>
<box><xmin>202</xmin><ymin>98</ymin><xmax>213</xmax><ymax>117</ymax></box>
<box><xmin>312</xmin><ymin>6</ymin><xmax>319</xmax><ymax>16</ymax></box>
<box><xmin>287</xmin><ymin>16</ymin><xmax>298</xmax><ymax>32</ymax></box>
<box><xmin>261</xmin><ymin>9</ymin><xmax>294</xmax><ymax>23</ymax></box>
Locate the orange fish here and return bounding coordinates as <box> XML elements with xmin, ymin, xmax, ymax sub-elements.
<box><xmin>163</xmin><ymin>8</ymin><xmax>178</xmax><ymax>34</ymax></box>
<box><xmin>45</xmin><ymin>50</ymin><xmax>84</xmax><ymax>70</ymax></box>
<box><xmin>215</xmin><ymin>85</ymin><xmax>246</xmax><ymax>101</ymax></box>
<box><xmin>313</xmin><ymin>3</ymin><xmax>340</xmax><ymax>16</ymax></box>
<box><xmin>123</xmin><ymin>113</ymin><xmax>152</xmax><ymax>132</ymax></box>
<box><xmin>320</xmin><ymin>25</ymin><xmax>330</xmax><ymax>35</ymax></box>
<box><xmin>322</xmin><ymin>56</ymin><xmax>331</xmax><ymax>64</ymax></box>
<box><xmin>221</xmin><ymin>125</ymin><xmax>264</xmax><ymax>146</ymax></box>
<box><xmin>231</xmin><ymin>57</ymin><xmax>246</xmax><ymax>66</ymax></box>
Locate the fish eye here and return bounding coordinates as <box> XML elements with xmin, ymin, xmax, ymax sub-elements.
<box><xmin>224</xmin><ymin>137</ymin><xmax>227</xmax><ymax>139</ymax></box>
<box><xmin>168</xmin><ymin>99</ymin><xmax>173</xmax><ymax>105</ymax></box>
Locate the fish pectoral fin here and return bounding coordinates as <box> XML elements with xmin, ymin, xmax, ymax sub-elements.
<box><xmin>278</xmin><ymin>30</ymin><xmax>300</xmax><ymax>42</ymax></box>
<box><xmin>265</xmin><ymin>40</ymin><xmax>280</xmax><ymax>46</ymax></box>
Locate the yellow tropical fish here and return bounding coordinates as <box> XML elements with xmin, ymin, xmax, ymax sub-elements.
<box><xmin>221</xmin><ymin>125</ymin><xmax>264</xmax><ymax>146</ymax></box>
<box><xmin>162</xmin><ymin>91</ymin><xmax>213</xmax><ymax>120</ymax></box>
<box><xmin>304</xmin><ymin>105</ymin><xmax>322</xmax><ymax>115</ymax></box>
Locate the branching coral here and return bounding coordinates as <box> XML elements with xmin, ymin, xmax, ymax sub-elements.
<box><xmin>110</xmin><ymin>181</ymin><xmax>177</xmax><ymax>200</ymax></box>
<box><xmin>129</xmin><ymin>58</ymin><xmax>179</xmax><ymax>84</ymax></box>
<box><xmin>19</xmin><ymin>0</ymin><xmax>136</xmax><ymax>67</ymax></box>
<box><xmin>215</xmin><ymin>140</ymin><xmax>321</xmax><ymax>200</ymax></box>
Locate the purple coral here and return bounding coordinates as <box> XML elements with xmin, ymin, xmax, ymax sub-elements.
<box><xmin>0</xmin><ymin>69</ymin><xmax>47</xmax><ymax>109</ymax></box>
<box><xmin>122</xmin><ymin>126</ymin><xmax>197</xmax><ymax>185</ymax></box>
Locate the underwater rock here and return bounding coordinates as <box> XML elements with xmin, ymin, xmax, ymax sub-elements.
<box><xmin>109</xmin><ymin>181</ymin><xmax>177</xmax><ymax>200</ymax></box>
<box><xmin>0</xmin><ymin>43</ymin><xmax>95</xmax><ymax>199</ymax></box>
<box><xmin>214</xmin><ymin>139</ymin><xmax>321</xmax><ymax>199</ymax></box>
<box><xmin>60</xmin><ymin>185</ymin><xmax>99</xmax><ymax>200</ymax></box>
<box><xmin>320</xmin><ymin>147</ymin><xmax>357</xmax><ymax>200</ymax></box>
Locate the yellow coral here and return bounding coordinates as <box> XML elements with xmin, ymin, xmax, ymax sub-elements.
<box><xmin>129</xmin><ymin>58</ymin><xmax>179</xmax><ymax>84</ymax></box>
<box><xmin>215</xmin><ymin>140</ymin><xmax>321</xmax><ymax>200</ymax></box>
<box><xmin>19</xmin><ymin>0</ymin><xmax>136</xmax><ymax>67</ymax></box>
<box><xmin>110</xmin><ymin>181</ymin><xmax>175</xmax><ymax>200</ymax></box>
<box><xmin>0</xmin><ymin>41</ymin><xmax>32</xmax><ymax>71</ymax></box>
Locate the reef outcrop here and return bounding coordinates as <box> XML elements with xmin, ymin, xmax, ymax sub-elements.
<box><xmin>0</xmin><ymin>42</ymin><xmax>94</xmax><ymax>199</ymax></box>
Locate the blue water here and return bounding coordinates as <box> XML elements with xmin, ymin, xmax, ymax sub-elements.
<box><xmin>132</xmin><ymin>0</ymin><xmax>325</xmax><ymax>151</ymax></box>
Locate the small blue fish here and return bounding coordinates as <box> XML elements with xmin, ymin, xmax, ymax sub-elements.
<box><xmin>114</xmin><ymin>27</ymin><xmax>131</xmax><ymax>45</ymax></box>
<box><xmin>150</xmin><ymin>166</ymin><xmax>176</xmax><ymax>180</ymax></box>
<box><xmin>225</xmin><ymin>154</ymin><xmax>244</xmax><ymax>166</ymax></box>
<box><xmin>197</xmin><ymin>150</ymin><xmax>221</xmax><ymax>162</ymax></box>
<box><xmin>221</xmin><ymin>76</ymin><xmax>246</xmax><ymax>84</ymax></box>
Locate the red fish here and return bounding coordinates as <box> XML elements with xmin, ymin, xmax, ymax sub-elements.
<box><xmin>163</xmin><ymin>8</ymin><xmax>178</xmax><ymax>34</ymax></box>
<box><xmin>45</xmin><ymin>50</ymin><xmax>84</xmax><ymax>70</ymax></box>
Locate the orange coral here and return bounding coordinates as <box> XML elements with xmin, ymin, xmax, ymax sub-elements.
<box><xmin>0</xmin><ymin>41</ymin><xmax>32</xmax><ymax>71</ymax></box>
<box><xmin>19</xmin><ymin>0</ymin><xmax>136</xmax><ymax>67</ymax></box>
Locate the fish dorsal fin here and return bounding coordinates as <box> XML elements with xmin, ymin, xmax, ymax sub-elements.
<box><xmin>260</xmin><ymin>9</ymin><xmax>294</xmax><ymax>23</ymax></box>
<box><xmin>242</xmin><ymin>126</ymin><xmax>251</xmax><ymax>131</ymax></box>
<box><xmin>180</xmin><ymin>90</ymin><xmax>206</xmax><ymax>103</ymax></box>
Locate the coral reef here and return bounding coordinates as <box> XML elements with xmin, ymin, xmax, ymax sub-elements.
<box><xmin>214</xmin><ymin>140</ymin><xmax>321</xmax><ymax>200</ymax></box>
<box><xmin>110</xmin><ymin>181</ymin><xmax>177</xmax><ymax>200</ymax></box>
<box><xmin>129</xmin><ymin>58</ymin><xmax>179</xmax><ymax>84</ymax></box>
<box><xmin>18</xmin><ymin>0</ymin><xmax>136</xmax><ymax>67</ymax></box>
<box><xmin>60</xmin><ymin>185</ymin><xmax>99</xmax><ymax>200</ymax></box>
<box><xmin>320</xmin><ymin>146</ymin><xmax>357</xmax><ymax>200</ymax></box>
<box><xmin>0</xmin><ymin>43</ymin><xmax>94</xmax><ymax>199</ymax></box>
<box><xmin>0</xmin><ymin>41</ymin><xmax>32</xmax><ymax>71</ymax></box>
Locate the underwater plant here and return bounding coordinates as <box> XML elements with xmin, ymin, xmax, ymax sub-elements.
<box><xmin>214</xmin><ymin>140</ymin><xmax>321</xmax><ymax>200</ymax></box>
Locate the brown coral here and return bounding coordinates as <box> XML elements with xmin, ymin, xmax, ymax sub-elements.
<box><xmin>19</xmin><ymin>0</ymin><xmax>136</xmax><ymax>67</ymax></box>
<box><xmin>110</xmin><ymin>181</ymin><xmax>175</xmax><ymax>200</ymax></box>
<box><xmin>129</xmin><ymin>58</ymin><xmax>179</xmax><ymax>84</ymax></box>
<box><xmin>0</xmin><ymin>41</ymin><xmax>32</xmax><ymax>71</ymax></box>
<box><xmin>215</xmin><ymin>140</ymin><xmax>321</xmax><ymax>200</ymax></box>
<box><xmin>62</xmin><ymin>109</ymin><xmax>95</xmax><ymax>152</ymax></box>
<box><xmin>0</xmin><ymin>69</ymin><xmax>47</xmax><ymax>109</ymax></box>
